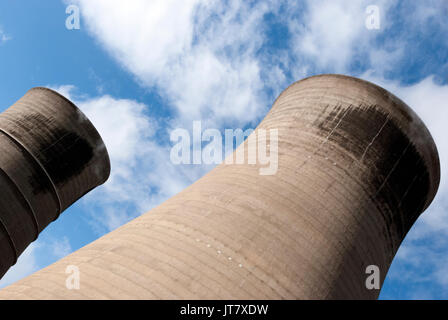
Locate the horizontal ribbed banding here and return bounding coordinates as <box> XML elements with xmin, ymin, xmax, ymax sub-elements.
<box><xmin>0</xmin><ymin>87</ymin><xmax>110</xmax><ymax>279</ymax></box>
<box><xmin>0</xmin><ymin>75</ymin><xmax>440</xmax><ymax>300</ymax></box>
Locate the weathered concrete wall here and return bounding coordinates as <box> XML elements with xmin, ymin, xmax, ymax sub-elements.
<box><xmin>0</xmin><ymin>75</ymin><xmax>440</xmax><ymax>299</ymax></box>
<box><xmin>0</xmin><ymin>88</ymin><xmax>110</xmax><ymax>279</ymax></box>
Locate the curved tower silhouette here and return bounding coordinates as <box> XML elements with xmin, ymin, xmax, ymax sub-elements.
<box><xmin>0</xmin><ymin>87</ymin><xmax>110</xmax><ymax>280</ymax></box>
<box><xmin>0</xmin><ymin>75</ymin><xmax>440</xmax><ymax>299</ymax></box>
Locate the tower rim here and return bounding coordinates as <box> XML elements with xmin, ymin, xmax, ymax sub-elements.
<box><xmin>269</xmin><ymin>73</ymin><xmax>441</xmax><ymax>213</ymax></box>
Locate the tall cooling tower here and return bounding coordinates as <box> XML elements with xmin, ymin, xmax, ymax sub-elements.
<box><xmin>0</xmin><ymin>75</ymin><xmax>440</xmax><ymax>299</ymax></box>
<box><xmin>0</xmin><ymin>87</ymin><xmax>110</xmax><ymax>279</ymax></box>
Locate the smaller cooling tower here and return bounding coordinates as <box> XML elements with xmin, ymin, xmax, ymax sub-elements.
<box><xmin>0</xmin><ymin>87</ymin><xmax>110</xmax><ymax>279</ymax></box>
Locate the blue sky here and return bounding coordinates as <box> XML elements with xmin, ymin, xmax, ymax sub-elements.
<box><xmin>0</xmin><ymin>0</ymin><xmax>447</xmax><ymax>299</ymax></box>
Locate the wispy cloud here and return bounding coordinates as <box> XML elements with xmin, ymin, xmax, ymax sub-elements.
<box><xmin>0</xmin><ymin>27</ymin><xmax>11</xmax><ymax>44</ymax></box>
<box><xmin>73</xmin><ymin>0</ymin><xmax>283</xmax><ymax>128</ymax></box>
<box><xmin>288</xmin><ymin>0</ymin><xmax>402</xmax><ymax>74</ymax></box>
<box><xmin>49</xmin><ymin>236</ymin><xmax>72</xmax><ymax>259</ymax></box>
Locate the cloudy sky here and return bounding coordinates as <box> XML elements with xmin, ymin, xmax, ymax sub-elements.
<box><xmin>0</xmin><ymin>0</ymin><xmax>447</xmax><ymax>299</ymax></box>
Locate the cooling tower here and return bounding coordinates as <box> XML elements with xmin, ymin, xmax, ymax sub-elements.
<box><xmin>0</xmin><ymin>74</ymin><xmax>440</xmax><ymax>299</ymax></box>
<box><xmin>0</xmin><ymin>87</ymin><xmax>110</xmax><ymax>279</ymax></box>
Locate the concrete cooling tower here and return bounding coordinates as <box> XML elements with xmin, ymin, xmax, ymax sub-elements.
<box><xmin>0</xmin><ymin>87</ymin><xmax>110</xmax><ymax>280</ymax></box>
<box><xmin>0</xmin><ymin>74</ymin><xmax>440</xmax><ymax>299</ymax></box>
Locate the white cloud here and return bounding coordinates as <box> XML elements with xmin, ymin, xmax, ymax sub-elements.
<box><xmin>75</xmin><ymin>0</ymin><xmax>200</xmax><ymax>81</ymax></box>
<box><xmin>288</xmin><ymin>0</ymin><xmax>402</xmax><ymax>74</ymax></box>
<box><xmin>399</xmin><ymin>0</ymin><xmax>448</xmax><ymax>29</ymax></box>
<box><xmin>74</xmin><ymin>0</ymin><xmax>277</xmax><ymax>127</ymax></box>
<box><xmin>0</xmin><ymin>27</ymin><xmax>11</xmax><ymax>44</ymax></box>
<box><xmin>292</xmin><ymin>0</ymin><xmax>366</xmax><ymax>71</ymax></box>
